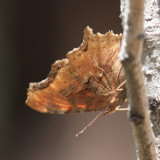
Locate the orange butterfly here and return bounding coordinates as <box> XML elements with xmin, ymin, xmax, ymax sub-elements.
<box><xmin>26</xmin><ymin>27</ymin><xmax>126</xmax><ymax>115</ymax></box>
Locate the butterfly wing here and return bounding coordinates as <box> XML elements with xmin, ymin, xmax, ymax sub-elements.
<box><xmin>67</xmin><ymin>27</ymin><xmax>124</xmax><ymax>97</ymax></box>
<box><xmin>26</xmin><ymin>27</ymin><xmax>126</xmax><ymax>114</ymax></box>
<box><xmin>26</xmin><ymin>59</ymin><xmax>109</xmax><ymax>114</ymax></box>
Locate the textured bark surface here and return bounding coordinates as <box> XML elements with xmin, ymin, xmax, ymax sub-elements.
<box><xmin>120</xmin><ymin>0</ymin><xmax>159</xmax><ymax>159</ymax></box>
<box><xmin>142</xmin><ymin>0</ymin><xmax>160</xmax><ymax>158</ymax></box>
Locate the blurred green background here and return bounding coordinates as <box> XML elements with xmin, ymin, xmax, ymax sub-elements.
<box><xmin>0</xmin><ymin>0</ymin><xmax>136</xmax><ymax>160</ymax></box>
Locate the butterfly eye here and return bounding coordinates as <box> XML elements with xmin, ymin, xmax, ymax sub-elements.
<box><xmin>98</xmin><ymin>68</ymin><xmax>104</xmax><ymax>78</ymax></box>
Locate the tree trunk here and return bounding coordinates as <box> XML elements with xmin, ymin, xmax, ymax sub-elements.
<box><xmin>143</xmin><ymin>0</ymin><xmax>160</xmax><ymax>158</ymax></box>
<box><xmin>120</xmin><ymin>0</ymin><xmax>160</xmax><ymax>159</ymax></box>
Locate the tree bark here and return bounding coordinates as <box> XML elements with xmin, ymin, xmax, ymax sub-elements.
<box><xmin>143</xmin><ymin>0</ymin><xmax>160</xmax><ymax>159</ymax></box>
<box><xmin>120</xmin><ymin>0</ymin><xmax>159</xmax><ymax>159</ymax></box>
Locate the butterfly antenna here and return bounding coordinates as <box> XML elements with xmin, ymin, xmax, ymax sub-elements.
<box><xmin>76</xmin><ymin>111</ymin><xmax>103</xmax><ymax>137</ymax></box>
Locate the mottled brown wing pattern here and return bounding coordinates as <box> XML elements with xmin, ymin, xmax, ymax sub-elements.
<box><xmin>26</xmin><ymin>59</ymin><xmax>112</xmax><ymax>114</ymax></box>
<box><xmin>26</xmin><ymin>26</ymin><xmax>127</xmax><ymax>114</ymax></box>
<box><xmin>67</xmin><ymin>27</ymin><xmax>123</xmax><ymax>97</ymax></box>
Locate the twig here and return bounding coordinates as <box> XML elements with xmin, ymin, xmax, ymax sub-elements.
<box><xmin>119</xmin><ymin>0</ymin><xmax>158</xmax><ymax>159</ymax></box>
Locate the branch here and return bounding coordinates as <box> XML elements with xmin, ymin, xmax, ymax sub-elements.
<box><xmin>119</xmin><ymin>0</ymin><xmax>158</xmax><ymax>159</ymax></box>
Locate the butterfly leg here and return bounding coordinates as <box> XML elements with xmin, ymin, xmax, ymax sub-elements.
<box><xmin>116</xmin><ymin>80</ymin><xmax>126</xmax><ymax>92</ymax></box>
<box><xmin>104</xmin><ymin>109</ymin><xmax>117</xmax><ymax>115</ymax></box>
<box><xmin>104</xmin><ymin>105</ymin><xmax>128</xmax><ymax>115</ymax></box>
<box><xmin>115</xmin><ymin>106</ymin><xmax>128</xmax><ymax>111</ymax></box>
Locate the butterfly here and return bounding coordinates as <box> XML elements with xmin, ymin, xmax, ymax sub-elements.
<box><xmin>26</xmin><ymin>26</ymin><xmax>127</xmax><ymax>115</ymax></box>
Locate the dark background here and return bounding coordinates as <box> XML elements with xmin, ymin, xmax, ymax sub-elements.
<box><xmin>0</xmin><ymin>0</ymin><xmax>136</xmax><ymax>160</ymax></box>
